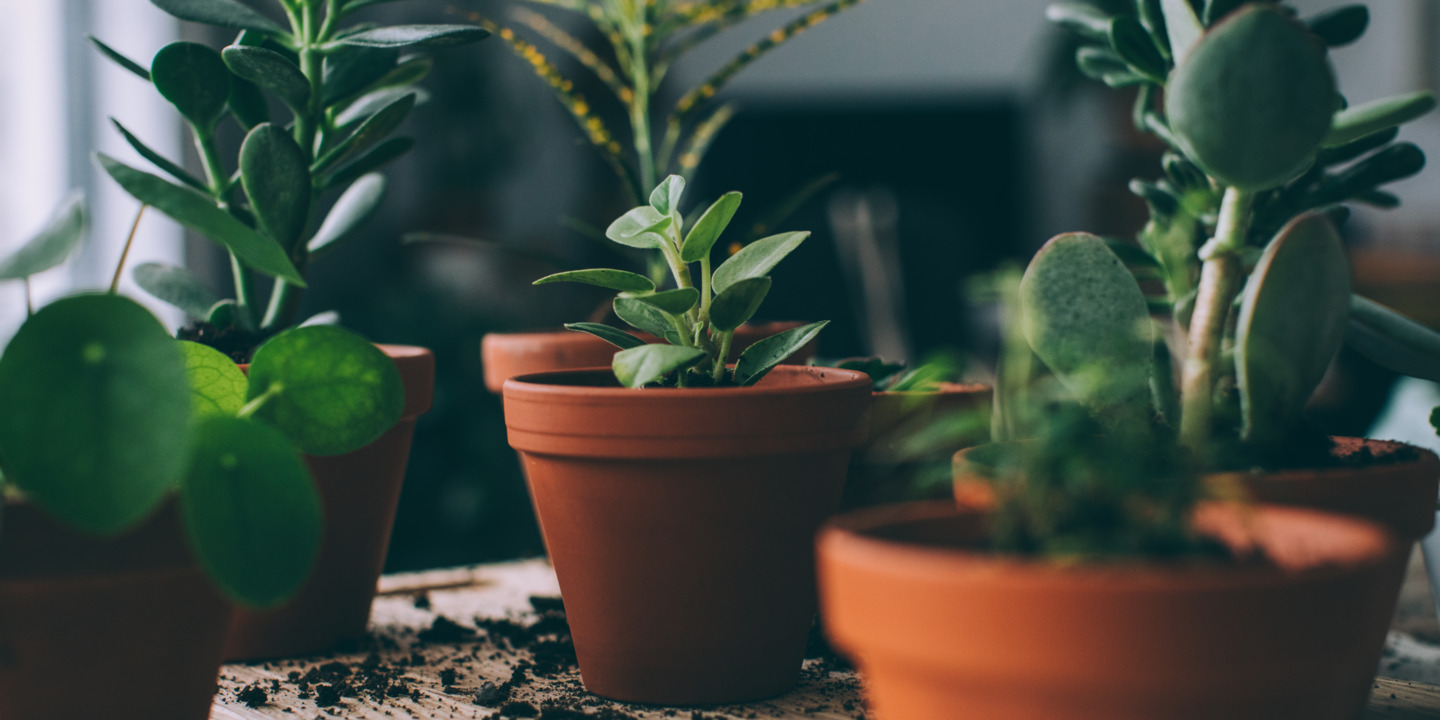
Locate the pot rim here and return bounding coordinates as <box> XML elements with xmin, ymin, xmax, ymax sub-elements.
<box><xmin>483</xmin><ymin>320</ymin><xmax>807</xmax><ymax>342</ymax></box>
<box><xmin>504</xmin><ymin>364</ymin><xmax>872</xmax><ymax>399</ymax></box>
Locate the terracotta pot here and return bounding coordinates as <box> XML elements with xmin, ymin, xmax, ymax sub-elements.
<box><xmin>842</xmin><ymin>383</ymin><xmax>991</xmax><ymax>509</ymax></box>
<box><xmin>503</xmin><ymin>365</ymin><xmax>871</xmax><ymax>704</ymax></box>
<box><xmin>819</xmin><ymin>500</ymin><xmax>1398</xmax><ymax>720</ymax></box>
<box><xmin>0</xmin><ymin>500</ymin><xmax>232</xmax><ymax>720</ymax></box>
<box><xmin>482</xmin><ymin>321</ymin><xmax>816</xmax><ymax>393</ymax></box>
<box><xmin>223</xmin><ymin>345</ymin><xmax>435</xmax><ymax>660</ymax></box>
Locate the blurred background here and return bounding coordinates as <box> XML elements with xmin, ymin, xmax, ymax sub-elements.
<box><xmin>3</xmin><ymin>0</ymin><xmax>1439</xmax><ymax>570</ymax></box>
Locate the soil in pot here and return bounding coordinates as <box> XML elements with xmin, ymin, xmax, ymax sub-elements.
<box><xmin>503</xmin><ymin>365</ymin><xmax>871</xmax><ymax>705</ymax></box>
<box><xmin>223</xmin><ymin>345</ymin><xmax>436</xmax><ymax>661</ymax></box>
<box><xmin>819</xmin><ymin>500</ymin><xmax>1398</xmax><ymax>720</ymax></box>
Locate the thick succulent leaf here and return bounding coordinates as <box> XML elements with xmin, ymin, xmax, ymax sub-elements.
<box><xmin>0</xmin><ymin>191</ymin><xmax>86</xmax><ymax>280</ymax></box>
<box><xmin>240</xmin><ymin>124</ymin><xmax>312</xmax><ymax>252</ymax></box>
<box><xmin>612</xmin><ymin>344</ymin><xmax>706</xmax><ymax>388</ymax></box>
<box><xmin>681</xmin><ymin>191</ymin><xmax>742</xmax><ymax>263</ymax></box>
<box><xmin>733</xmin><ymin>320</ymin><xmax>828</xmax><ymax>386</ymax></box>
<box><xmin>1202</xmin><ymin>0</ymin><xmax>1246</xmax><ymax>26</ymax></box>
<box><xmin>1019</xmin><ymin>233</ymin><xmax>1153</xmax><ymax>422</ymax></box>
<box><xmin>605</xmin><ymin>206</ymin><xmax>671</xmax><ymax>250</ymax></box>
<box><xmin>88</xmin><ymin>36</ymin><xmax>152</xmax><ymax>82</ymax></box>
<box><xmin>1235</xmin><ymin>213</ymin><xmax>1350</xmax><ymax>447</ymax></box>
<box><xmin>1166</xmin><ymin>6</ymin><xmax>1336</xmax><ymax>192</ymax></box>
<box><xmin>98</xmin><ymin>154</ymin><xmax>306</xmax><ymax>285</ymax></box>
<box><xmin>1160</xmin><ymin>0</ymin><xmax>1203</xmax><ymax>63</ymax></box>
<box><xmin>308</xmin><ymin>173</ymin><xmax>386</xmax><ymax>254</ymax></box>
<box><xmin>1308</xmin><ymin>143</ymin><xmax>1426</xmax><ymax>206</ymax></box>
<box><xmin>151</xmin><ymin>42</ymin><xmax>232</xmax><ymax>130</ymax></box>
<box><xmin>614</xmin><ymin>296</ymin><xmax>680</xmax><ymax>343</ymax></box>
<box><xmin>110</xmin><ymin>118</ymin><xmax>208</xmax><ymax>192</ymax></box>
<box><xmin>0</xmin><ymin>294</ymin><xmax>190</xmax><ymax>536</ymax></box>
<box><xmin>564</xmin><ymin>322</ymin><xmax>645</xmax><ymax>350</ymax></box>
<box><xmin>1306</xmin><ymin>5</ymin><xmax>1368</xmax><ymax>47</ymax></box>
<box><xmin>649</xmin><ymin>175</ymin><xmax>686</xmax><ymax>216</ymax></box>
<box><xmin>178</xmin><ymin>340</ymin><xmax>248</xmax><ymax>417</ymax></box>
<box><xmin>1347</xmin><ymin>295</ymin><xmax>1440</xmax><ymax>383</ymax></box>
<box><xmin>321</xmin><ymin>136</ymin><xmax>413</xmax><ymax>191</ymax></box>
<box><xmin>1109</xmin><ymin>15</ymin><xmax>1165</xmax><ymax>81</ymax></box>
<box><xmin>133</xmin><ymin>262</ymin><xmax>220</xmax><ymax>318</ymax></box>
<box><xmin>1045</xmin><ymin>3</ymin><xmax>1112</xmax><ymax>41</ymax></box>
<box><xmin>323</xmin><ymin>46</ymin><xmax>399</xmax><ymax>104</ymax></box>
<box><xmin>339</xmin><ymin>24</ymin><xmax>490</xmax><ymax>48</ymax></box>
<box><xmin>335</xmin><ymin>85</ymin><xmax>429</xmax><ymax>127</ymax></box>
<box><xmin>1324</xmin><ymin>91</ymin><xmax>1437</xmax><ymax>149</ymax></box>
<box><xmin>711</xmin><ymin>231</ymin><xmax>807</xmax><ymax>295</ymax></box>
<box><xmin>313</xmin><ymin>93</ymin><xmax>415</xmax><ymax>173</ymax></box>
<box><xmin>181</xmin><ymin>415</ymin><xmax>321</xmax><ymax>608</ymax></box>
<box><xmin>709</xmin><ymin>276</ymin><xmax>771</xmax><ymax>332</ymax></box>
<box><xmin>246</xmin><ymin>325</ymin><xmax>404</xmax><ymax>456</ymax></box>
<box><xmin>533</xmin><ymin>268</ymin><xmax>655</xmax><ymax>293</ymax></box>
<box><xmin>150</xmin><ymin>0</ymin><xmax>286</xmax><ymax>33</ymax></box>
<box><xmin>222</xmin><ymin>45</ymin><xmax>310</xmax><ymax>113</ymax></box>
<box><xmin>626</xmin><ymin>287</ymin><xmax>699</xmax><ymax>316</ymax></box>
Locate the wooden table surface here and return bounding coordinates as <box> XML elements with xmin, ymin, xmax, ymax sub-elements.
<box><xmin>210</xmin><ymin>558</ymin><xmax>1440</xmax><ymax>720</ymax></box>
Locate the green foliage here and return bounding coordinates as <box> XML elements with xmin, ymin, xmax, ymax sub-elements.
<box><xmin>133</xmin><ymin>263</ymin><xmax>221</xmax><ymax>319</ymax></box>
<box><xmin>536</xmin><ymin>177</ymin><xmax>821</xmax><ymax>388</ymax></box>
<box><xmin>180</xmin><ymin>341</ymin><xmax>250</xmax><ymax>417</ymax></box>
<box><xmin>0</xmin><ymin>191</ymin><xmax>85</xmax><ymax>280</ymax></box>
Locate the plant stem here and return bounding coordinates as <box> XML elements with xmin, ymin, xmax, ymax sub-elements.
<box><xmin>237</xmin><ymin>382</ymin><xmax>284</xmax><ymax>419</ymax></box>
<box><xmin>110</xmin><ymin>205</ymin><xmax>147</xmax><ymax>293</ymax></box>
<box><xmin>195</xmin><ymin>127</ymin><xmax>258</xmax><ymax>321</ymax></box>
<box><xmin>23</xmin><ymin>277</ymin><xmax>32</xmax><ymax>317</ymax></box>
<box><xmin>1179</xmin><ymin>187</ymin><xmax>1253</xmax><ymax>453</ymax></box>
<box><xmin>713</xmin><ymin>330</ymin><xmax>733</xmax><ymax>382</ymax></box>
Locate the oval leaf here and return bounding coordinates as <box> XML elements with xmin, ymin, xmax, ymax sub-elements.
<box><xmin>612</xmin><ymin>344</ymin><xmax>706</xmax><ymax>388</ymax></box>
<box><xmin>0</xmin><ymin>191</ymin><xmax>85</xmax><ymax>280</ymax></box>
<box><xmin>334</xmin><ymin>85</ymin><xmax>429</xmax><ymax>127</ymax></box>
<box><xmin>181</xmin><ymin>415</ymin><xmax>322</xmax><ymax>608</ymax></box>
<box><xmin>0</xmin><ymin>294</ymin><xmax>191</xmax><ymax>536</ymax></box>
<box><xmin>309</xmin><ymin>173</ymin><xmax>386</xmax><ymax>254</ymax></box>
<box><xmin>246</xmin><ymin>325</ymin><xmax>404</xmax><ymax>456</ymax></box>
<box><xmin>711</xmin><ymin>231</ymin><xmax>807</xmax><ymax>295</ymax></box>
<box><xmin>564</xmin><ymin>322</ymin><xmax>645</xmax><ymax>350</ymax></box>
<box><xmin>709</xmin><ymin>276</ymin><xmax>771</xmax><ymax>332</ymax></box>
<box><xmin>614</xmin><ymin>296</ymin><xmax>680</xmax><ymax>343</ymax></box>
<box><xmin>681</xmin><ymin>191</ymin><xmax>742</xmax><ymax>263</ymax></box>
<box><xmin>649</xmin><ymin>175</ymin><xmax>686</xmax><ymax>216</ymax></box>
<box><xmin>339</xmin><ymin>24</ymin><xmax>490</xmax><ymax>48</ymax></box>
<box><xmin>1347</xmin><ymin>295</ymin><xmax>1440</xmax><ymax>383</ymax></box>
<box><xmin>179</xmin><ymin>340</ymin><xmax>248</xmax><ymax>417</ymax></box>
<box><xmin>323</xmin><ymin>46</ymin><xmax>399</xmax><ymax>105</ymax></box>
<box><xmin>240</xmin><ymin>124</ymin><xmax>312</xmax><ymax>252</ymax></box>
<box><xmin>605</xmin><ymin>206</ymin><xmax>671</xmax><ymax>249</ymax></box>
<box><xmin>534</xmin><ymin>268</ymin><xmax>655</xmax><ymax>293</ymax></box>
<box><xmin>733</xmin><ymin>320</ymin><xmax>828</xmax><ymax>386</ymax></box>
<box><xmin>151</xmin><ymin>42</ymin><xmax>232</xmax><ymax>130</ymax></box>
<box><xmin>151</xmin><ymin>0</ymin><xmax>286</xmax><ymax>33</ymax></box>
<box><xmin>222</xmin><ymin>45</ymin><xmax>310</xmax><ymax>113</ymax></box>
<box><xmin>133</xmin><ymin>262</ymin><xmax>221</xmax><ymax>318</ymax></box>
<box><xmin>313</xmin><ymin>92</ymin><xmax>416</xmax><ymax>173</ymax></box>
<box><xmin>1324</xmin><ymin>91</ymin><xmax>1437</xmax><ymax>148</ymax></box>
<box><xmin>626</xmin><ymin>287</ymin><xmax>699</xmax><ymax>315</ymax></box>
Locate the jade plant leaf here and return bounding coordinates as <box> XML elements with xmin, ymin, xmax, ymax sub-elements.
<box><xmin>322</xmin><ymin>137</ymin><xmax>413</xmax><ymax>191</ymax></box>
<box><xmin>309</xmin><ymin>174</ymin><xmax>387</xmax><ymax>254</ymax></box>
<box><xmin>649</xmin><ymin>175</ymin><xmax>686</xmax><ymax>216</ymax></box>
<box><xmin>681</xmin><ymin>192</ymin><xmax>743</xmax><ymax>263</ymax></box>
<box><xmin>606</xmin><ymin>206</ymin><xmax>671</xmax><ymax>250</ymax></box>
<box><xmin>88</xmin><ymin>36</ymin><xmax>152</xmax><ymax>82</ymax></box>
<box><xmin>625</xmin><ymin>287</ymin><xmax>699</xmax><ymax>316</ymax></box>
<box><xmin>1046</xmin><ymin>3</ymin><xmax>1111</xmax><ymax>41</ymax></box>
<box><xmin>1324</xmin><ymin>91</ymin><xmax>1437</xmax><ymax>148</ymax></box>
<box><xmin>0</xmin><ymin>294</ymin><xmax>191</xmax><ymax>536</ymax></box>
<box><xmin>338</xmin><ymin>24</ymin><xmax>490</xmax><ymax>49</ymax></box>
<box><xmin>240</xmin><ymin>124</ymin><xmax>312</xmax><ymax>252</ymax></box>
<box><xmin>98</xmin><ymin>154</ymin><xmax>306</xmax><ymax>285</ymax></box>
<box><xmin>151</xmin><ymin>42</ymin><xmax>232</xmax><ymax>131</ymax></box>
<box><xmin>565</xmin><ymin>323</ymin><xmax>646</xmax><ymax>350</ymax></box>
<box><xmin>109</xmin><ymin>118</ymin><xmax>209</xmax><ymax>192</ymax></box>
<box><xmin>710</xmin><ymin>276</ymin><xmax>771</xmax><ymax>332</ymax></box>
<box><xmin>222</xmin><ymin>45</ymin><xmax>311</xmax><ymax>113</ymax></box>
<box><xmin>335</xmin><ymin>86</ymin><xmax>429</xmax><ymax>127</ymax></box>
<box><xmin>246</xmin><ymin>326</ymin><xmax>404</xmax><ymax>456</ymax></box>
<box><xmin>323</xmin><ymin>47</ymin><xmax>399</xmax><ymax>105</ymax></box>
<box><xmin>1166</xmin><ymin>5</ymin><xmax>1336</xmax><ymax>192</ymax></box>
<box><xmin>1346</xmin><ymin>295</ymin><xmax>1440</xmax><ymax>383</ymax></box>
<box><xmin>1306</xmin><ymin>4</ymin><xmax>1369</xmax><ymax>47</ymax></box>
<box><xmin>711</xmin><ymin>231</ymin><xmax>808</xmax><ymax>295</ymax></box>
<box><xmin>228</xmin><ymin>77</ymin><xmax>270</xmax><ymax>131</ymax></box>
<box><xmin>150</xmin><ymin>0</ymin><xmax>286</xmax><ymax>33</ymax></box>
<box><xmin>1109</xmin><ymin>15</ymin><xmax>1165</xmax><ymax>81</ymax></box>
<box><xmin>1019</xmin><ymin>233</ymin><xmax>1153</xmax><ymax>424</ymax></box>
<box><xmin>534</xmin><ymin>268</ymin><xmax>655</xmax><ymax>293</ymax></box>
<box><xmin>733</xmin><ymin>320</ymin><xmax>828</xmax><ymax>386</ymax></box>
<box><xmin>179</xmin><ymin>341</ymin><xmax>248</xmax><ymax>417</ymax></box>
<box><xmin>180</xmin><ymin>415</ymin><xmax>321</xmax><ymax>608</ymax></box>
<box><xmin>613</xmin><ymin>344</ymin><xmax>706</xmax><ymax>388</ymax></box>
<box><xmin>133</xmin><ymin>262</ymin><xmax>221</xmax><ymax>318</ymax></box>
<box><xmin>1235</xmin><ymin>213</ymin><xmax>1350</xmax><ymax>448</ymax></box>
<box><xmin>313</xmin><ymin>93</ymin><xmax>416</xmax><ymax>174</ymax></box>
<box><xmin>614</xmin><ymin>297</ymin><xmax>681</xmax><ymax>343</ymax></box>
<box><xmin>0</xmin><ymin>191</ymin><xmax>85</xmax><ymax>280</ymax></box>
<box><xmin>1159</xmin><ymin>0</ymin><xmax>1203</xmax><ymax>64</ymax></box>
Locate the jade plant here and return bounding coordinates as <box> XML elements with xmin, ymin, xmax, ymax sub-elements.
<box><xmin>0</xmin><ymin>194</ymin><xmax>401</xmax><ymax>608</ymax></box>
<box><xmin>94</xmin><ymin>0</ymin><xmax>487</xmax><ymax>352</ymax></box>
<box><xmin>1027</xmin><ymin>1</ymin><xmax>1438</xmax><ymax>468</ymax></box>
<box><xmin>533</xmin><ymin>175</ymin><xmax>824</xmax><ymax>387</ymax></box>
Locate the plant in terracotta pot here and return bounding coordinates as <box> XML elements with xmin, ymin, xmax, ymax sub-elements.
<box><xmin>504</xmin><ymin>176</ymin><xmax>872</xmax><ymax>704</ymax></box>
<box><xmin>476</xmin><ymin>0</ymin><xmax>865</xmax><ymax>389</ymax></box>
<box><xmin>93</xmin><ymin>0</ymin><xmax>475</xmax><ymax>658</ymax></box>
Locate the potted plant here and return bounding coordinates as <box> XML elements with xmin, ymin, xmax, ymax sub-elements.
<box><xmin>92</xmin><ymin>0</ymin><xmax>482</xmax><ymax>658</ymax></box>
<box><xmin>476</xmin><ymin>0</ymin><xmax>865</xmax><ymax>388</ymax></box>
<box><xmin>503</xmin><ymin>176</ymin><xmax>871</xmax><ymax>704</ymax></box>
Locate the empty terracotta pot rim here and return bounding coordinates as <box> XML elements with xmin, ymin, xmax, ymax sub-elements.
<box><xmin>504</xmin><ymin>365</ymin><xmax>871</xmax><ymax>399</ymax></box>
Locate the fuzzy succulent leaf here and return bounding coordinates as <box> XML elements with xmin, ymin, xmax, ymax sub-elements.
<box><xmin>1323</xmin><ymin>91</ymin><xmax>1437</xmax><ymax>148</ymax></box>
<box><xmin>612</xmin><ymin>344</ymin><xmax>706</xmax><ymax>388</ymax></box>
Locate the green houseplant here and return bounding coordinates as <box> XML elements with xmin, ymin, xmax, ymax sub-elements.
<box><xmin>93</xmin><ymin>0</ymin><xmax>475</xmax><ymax>658</ymax></box>
<box><xmin>503</xmin><ymin>177</ymin><xmax>871</xmax><ymax>704</ymax></box>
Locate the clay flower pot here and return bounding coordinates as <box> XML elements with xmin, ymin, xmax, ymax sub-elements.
<box><xmin>819</xmin><ymin>500</ymin><xmax>1398</xmax><ymax>720</ymax></box>
<box><xmin>0</xmin><ymin>501</ymin><xmax>232</xmax><ymax>719</ymax></box>
<box><xmin>482</xmin><ymin>321</ymin><xmax>815</xmax><ymax>393</ymax></box>
<box><xmin>503</xmin><ymin>365</ymin><xmax>871</xmax><ymax>704</ymax></box>
<box><xmin>223</xmin><ymin>345</ymin><xmax>435</xmax><ymax>660</ymax></box>
<box><xmin>842</xmin><ymin>383</ymin><xmax>992</xmax><ymax>508</ymax></box>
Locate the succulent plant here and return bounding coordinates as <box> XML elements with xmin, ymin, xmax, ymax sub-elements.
<box><xmin>1030</xmin><ymin>1</ymin><xmax>1438</xmax><ymax>466</ymax></box>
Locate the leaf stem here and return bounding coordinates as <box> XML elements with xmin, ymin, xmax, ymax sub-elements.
<box><xmin>237</xmin><ymin>381</ymin><xmax>284</xmax><ymax>419</ymax></box>
<box><xmin>713</xmin><ymin>330</ymin><xmax>733</xmax><ymax>382</ymax></box>
<box><xmin>110</xmin><ymin>205</ymin><xmax>147</xmax><ymax>293</ymax></box>
<box><xmin>23</xmin><ymin>277</ymin><xmax>32</xmax><ymax>317</ymax></box>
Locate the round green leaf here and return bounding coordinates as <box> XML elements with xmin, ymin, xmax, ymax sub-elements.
<box><xmin>222</xmin><ymin>45</ymin><xmax>310</xmax><ymax>113</ymax></box>
<box><xmin>151</xmin><ymin>42</ymin><xmax>232</xmax><ymax>130</ymax></box>
<box><xmin>0</xmin><ymin>294</ymin><xmax>191</xmax><ymax>536</ymax></box>
<box><xmin>533</xmin><ymin>268</ymin><xmax>655</xmax><ymax>293</ymax></box>
<box><xmin>180</xmin><ymin>415</ymin><xmax>321</xmax><ymax>608</ymax></box>
<box><xmin>179</xmin><ymin>341</ymin><xmax>248</xmax><ymax>418</ymax></box>
<box><xmin>240</xmin><ymin>123</ymin><xmax>312</xmax><ymax>252</ymax></box>
<box><xmin>612</xmin><ymin>344</ymin><xmax>706</xmax><ymax>388</ymax></box>
<box><xmin>246</xmin><ymin>326</ymin><xmax>403</xmax><ymax>456</ymax></box>
<box><xmin>1166</xmin><ymin>6</ymin><xmax>1336</xmax><ymax>192</ymax></box>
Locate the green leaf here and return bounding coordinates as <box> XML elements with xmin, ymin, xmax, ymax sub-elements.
<box><xmin>612</xmin><ymin>344</ymin><xmax>706</xmax><ymax>388</ymax></box>
<box><xmin>1235</xmin><ymin>213</ymin><xmax>1350</xmax><ymax>447</ymax></box>
<box><xmin>1308</xmin><ymin>143</ymin><xmax>1426</xmax><ymax>206</ymax></box>
<box><xmin>320</xmin><ymin>136</ymin><xmax>413</xmax><ymax>191</ymax></box>
<box><xmin>0</xmin><ymin>294</ymin><xmax>190</xmax><ymax>536</ymax></box>
<box><xmin>246</xmin><ymin>326</ymin><xmax>404</xmax><ymax>456</ymax></box>
<box><xmin>614</xmin><ymin>296</ymin><xmax>680</xmax><ymax>343</ymax></box>
<box><xmin>711</xmin><ymin>231</ymin><xmax>808</xmax><ymax>295</ymax></box>
<box><xmin>0</xmin><ymin>191</ymin><xmax>85</xmax><ymax>280</ymax></box>
<box><xmin>1306</xmin><ymin>5</ymin><xmax>1368</xmax><ymax>47</ymax></box>
<box><xmin>222</xmin><ymin>45</ymin><xmax>310</xmax><ymax>113</ymax></box>
<box><xmin>109</xmin><ymin>118</ymin><xmax>208</xmax><ymax>193</ymax></box>
<box><xmin>208</xmin><ymin>299</ymin><xmax>250</xmax><ymax>332</ymax></box>
<box><xmin>564</xmin><ymin>323</ymin><xmax>645</xmax><ymax>350</ymax></box>
<box><xmin>180</xmin><ymin>415</ymin><xmax>321</xmax><ymax>608</ymax></box>
<box><xmin>322</xmin><ymin>46</ymin><xmax>398</xmax><ymax>105</ymax></box>
<box><xmin>338</xmin><ymin>24</ymin><xmax>490</xmax><ymax>49</ymax></box>
<box><xmin>605</xmin><ymin>206</ymin><xmax>671</xmax><ymax>249</ymax></box>
<box><xmin>1347</xmin><ymin>295</ymin><xmax>1440</xmax><ymax>383</ymax></box>
<box><xmin>313</xmin><ymin>93</ymin><xmax>416</xmax><ymax>174</ymax></box>
<box><xmin>98</xmin><ymin>154</ymin><xmax>306</xmax><ymax>285</ymax></box>
<box><xmin>240</xmin><ymin>124</ymin><xmax>311</xmax><ymax>252</ymax></box>
<box><xmin>709</xmin><ymin>276</ymin><xmax>771</xmax><ymax>332</ymax></box>
<box><xmin>309</xmin><ymin>173</ymin><xmax>386</xmax><ymax>254</ymax></box>
<box><xmin>133</xmin><ymin>262</ymin><xmax>220</xmax><ymax>318</ymax></box>
<box><xmin>649</xmin><ymin>175</ymin><xmax>686</xmax><ymax>216</ymax></box>
<box><xmin>228</xmin><ymin>76</ymin><xmax>270</xmax><ymax>131</ymax></box>
<box><xmin>1045</xmin><ymin>3</ymin><xmax>1112</xmax><ymax>41</ymax></box>
<box><xmin>534</xmin><ymin>268</ymin><xmax>655</xmax><ymax>293</ymax></box>
<box><xmin>1166</xmin><ymin>6</ymin><xmax>1336</xmax><ymax>192</ymax></box>
<box><xmin>1202</xmin><ymin>0</ymin><xmax>1246</xmax><ymax>27</ymax></box>
<box><xmin>733</xmin><ymin>320</ymin><xmax>829</xmax><ymax>386</ymax></box>
<box><xmin>88</xmin><ymin>36</ymin><xmax>152</xmax><ymax>82</ymax></box>
<box><xmin>1324</xmin><ymin>91</ymin><xmax>1437</xmax><ymax>148</ymax></box>
<box><xmin>178</xmin><ymin>340</ymin><xmax>248</xmax><ymax>417</ymax></box>
<box><xmin>150</xmin><ymin>0</ymin><xmax>286</xmax><ymax>33</ymax></box>
<box><xmin>334</xmin><ymin>85</ymin><xmax>429</xmax><ymax>127</ymax></box>
<box><xmin>1159</xmin><ymin>0</ymin><xmax>1203</xmax><ymax>64</ymax></box>
<box><xmin>1109</xmin><ymin>15</ymin><xmax>1166</xmax><ymax>81</ymax></box>
<box><xmin>150</xmin><ymin>42</ymin><xmax>232</xmax><ymax>130</ymax></box>
<box><xmin>681</xmin><ymin>191</ymin><xmax>742</xmax><ymax>263</ymax></box>
<box><xmin>626</xmin><ymin>287</ymin><xmax>699</xmax><ymax>316</ymax></box>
